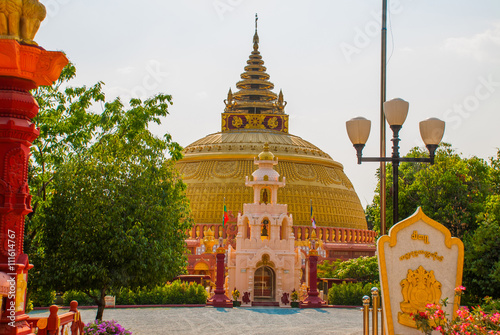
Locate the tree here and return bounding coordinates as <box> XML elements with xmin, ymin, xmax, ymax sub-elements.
<box><xmin>366</xmin><ymin>145</ymin><xmax>492</xmax><ymax>238</ymax></box>
<box><xmin>463</xmin><ymin>195</ymin><xmax>500</xmax><ymax>301</ymax></box>
<box><xmin>28</xmin><ymin>63</ymin><xmax>191</xmax><ymax>320</ymax></box>
<box><xmin>318</xmin><ymin>256</ymin><xmax>379</xmax><ymax>284</ymax></box>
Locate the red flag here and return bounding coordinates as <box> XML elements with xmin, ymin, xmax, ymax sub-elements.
<box><xmin>223</xmin><ymin>203</ymin><xmax>229</xmax><ymax>227</ymax></box>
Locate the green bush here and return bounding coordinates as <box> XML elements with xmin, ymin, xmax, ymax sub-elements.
<box><xmin>29</xmin><ymin>288</ymin><xmax>56</xmax><ymax>307</ymax></box>
<box><xmin>327</xmin><ymin>281</ymin><xmax>379</xmax><ymax>306</ymax></box>
<box><xmin>62</xmin><ymin>290</ymin><xmax>96</xmax><ymax>306</ymax></box>
<box><xmin>481</xmin><ymin>296</ymin><xmax>500</xmax><ymax>313</ymax></box>
<box><xmin>60</xmin><ymin>281</ymin><xmax>208</xmax><ymax>306</ymax></box>
<box><xmin>114</xmin><ymin>288</ymin><xmax>136</xmax><ymax>305</ymax></box>
<box><xmin>114</xmin><ymin>280</ymin><xmax>208</xmax><ymax>305</ymax></box>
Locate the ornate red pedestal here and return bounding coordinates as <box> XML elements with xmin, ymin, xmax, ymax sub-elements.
<box><xmin>300</xmin><ymin>248</ymin><xmax>326</xmax><ymax>308</ymax></box>
<box><xmin>0</xmin><ymin>39</ymin><xmax>67</xmax><ymax>334</ymax></box>
<box><xmin>207</xmin><ymin>246</ymin><xmax>232</xmax><ymax>308</ymax></box>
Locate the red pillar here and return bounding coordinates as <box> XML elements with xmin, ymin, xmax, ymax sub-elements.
<box><xmin>0</xmin><ymin>40</ymin><xmax>67</xmax><ymax>334</ymax></box>
<box><xmin>207</xmin><ymin>246</ymin><xmax>232</xmax><ymax>308</ymax></box>
<box><xmin>300</xmin><ymin>247</ymin><xmax>326</xmax><ymax>308</ymax></box>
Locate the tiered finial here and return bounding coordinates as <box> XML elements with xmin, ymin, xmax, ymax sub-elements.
<box><xmin>221</xmin><ymin>15</ymin><xmax>289</xmax><ymax>133</ymax></box>
<box><xmin>223</xmin><ymin>15</ymin><xmax>287</xmax><ymax>115</ymax></box>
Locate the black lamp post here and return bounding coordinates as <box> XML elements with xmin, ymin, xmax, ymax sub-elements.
<box><xmin>346</xmin><ymin>98</ymin><xmax>445</xmax><ymax>231</ymax></box>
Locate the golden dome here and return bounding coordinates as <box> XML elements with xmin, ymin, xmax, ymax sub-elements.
<box><xmin>258</xmin><ymin>143</ymin><xmax>275</xmax><ymax>161</ymax></box>
<box><xmin>176</xmin><ymin>17</ymin><xmax>367</xmax><ymax>230</ymax></box>
<box><xmin>177</xmin><ymin>129</ymin><xmax>367</xmax><ymax>229</ymax></box>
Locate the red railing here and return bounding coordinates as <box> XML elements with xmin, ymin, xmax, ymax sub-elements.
<box><xmin>27</xmin><ymin>300</ymin><xmax>84</xmax><ymax>335</ymax></box>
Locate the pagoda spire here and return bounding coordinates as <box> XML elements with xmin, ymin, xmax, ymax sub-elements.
<box><xmin>222</xmin><ymin>15</ymin><xmax>289</xmax><ymax>133</ymax></box>
<box><xmin>223</xmin><ymin>15</ymin><xmax>287</xmax><ymax>115</ymax></box>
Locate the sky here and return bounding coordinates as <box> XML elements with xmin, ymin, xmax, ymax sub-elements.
<box><xmin>36</xmin><ymin>0</ymin><xmax>500</xmax><ymax>207</ymax></box>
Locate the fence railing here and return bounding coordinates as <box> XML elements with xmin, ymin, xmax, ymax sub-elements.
<box><xmin>362</xmin><ymin>287</ymin><xmax>384</xmax><ymax>335</ymax></box>
<box><xmin>27</xmin><ymin>300</ymin><xmax>85</xmax><ymax>335</ymax></box>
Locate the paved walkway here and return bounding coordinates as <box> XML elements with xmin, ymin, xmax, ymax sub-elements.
<box><xmin>29</xmin><ymin>306</ymin><xmax>368</xmax><ymax>335</ymax></box>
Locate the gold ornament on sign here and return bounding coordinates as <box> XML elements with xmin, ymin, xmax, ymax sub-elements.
<box><xmin>398</xmin><ymin>266</ymin><xmax>442</xmax><ymax>328</ymax></box>
<box><xmin>0</xmin><ymin>0</ymin><xmax>46</xmax><ymax>45</ymax></box>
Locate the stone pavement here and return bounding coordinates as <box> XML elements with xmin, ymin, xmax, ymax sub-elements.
<box><xmin>29</xmin><ymin>306</ymin><xmax>370</xmax><ymax>335</ymax></box>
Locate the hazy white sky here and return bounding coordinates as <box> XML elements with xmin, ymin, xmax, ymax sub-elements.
<box><xmin>36</xmin><ymin>0</ymin><xmax>500</xmax><ymax>207</ymax></box>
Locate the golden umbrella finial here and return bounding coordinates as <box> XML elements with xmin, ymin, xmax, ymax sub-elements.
<box><xmin>253</xmin><ymin>13</ymin><xmax>259</xmax><ymax>51</ymax></box>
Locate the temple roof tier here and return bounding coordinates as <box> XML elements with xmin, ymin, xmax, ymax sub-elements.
<box><xmin>241</xmin><ymin>72</ymin><xmax>270</xmax><ymax>80</ymax></box>
<box><xmin>243</xmin><ymin>64</ymin><xmax>267</xmax><ymax>72</ymax></box>
<box><xmin>247</xmin><ymin>58</ymin><xmax>264</xmax><ymax>65</ymax></box>
<box><xmin>236</xmin><ymin>79</ymin><xmax>274</xmax><ymax>90</ymax></box>
<box><xmin>232</xmin><ymin>89</ymin><xmax>277</xmax><ymax>101</ymax></box>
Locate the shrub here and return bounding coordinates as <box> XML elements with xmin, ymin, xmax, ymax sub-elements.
<box><xmin>63</xmin><ymin>290</ymin><xmax>96</xmax><ymax>306</ymax></box>
<box><xmin>114</xmin><ymin>288</ymin><xmax>136</xmax><ymax>305</ymax></box>
<box><xmin>84</xmin><ymin>320</ymin><xmax>132</xmax><ymax>335</ymax></box>
<box><xmin>327</xmin><ymin>281</ymin><xmax>379</xmax><ymax>306</ymax></box>
<box><xmin>62</xmin><ymin>281</ymin><xmax>208</xmax><ymax>306</ymax></box>
<box><xmin>29</xmin><ymin>287</ymin><xmax>56</xmax><ymax>307</ymax></box>
<box><xmin>482</xmin><ymin>296</ymin><xmax>500</xmax><ymax>313</ymax></box>
<box><xmin>414</xmin><ymin>287</ymin><xmax>500</xmax><ymax>334</ymax></box>
<box><xmin>114</xmin><ymin>280</ymin><xmax>208</xmax><ymax>305</ymax></box>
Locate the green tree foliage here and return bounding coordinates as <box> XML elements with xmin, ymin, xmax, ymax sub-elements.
<box><xmin>28</xmin><ymin>63</ymin><xmax>191</xmax><ymax>320</ymax></box>
<box><xmin>26</xmin><ymin>63</ymin><xmax>181</xmax><ymax>255</ymax></box>
<box><xmin>318</xmin><ymin>256</ymin><xmax>379</xmax><ymax>283</ymax></box>
<box><xmin>366</xmin><ymin>145</ymin><xmax>492</xmax><ymax>238</ymax></box>
<box><xmin>317</xmin><ymin>260</ymin><xmax>337</xmax><ymax>278</ymax></box>
<box><xmin>463</xmin><ymin>195</ymin><xmax>500</xmax><ymax>301</ymax></box>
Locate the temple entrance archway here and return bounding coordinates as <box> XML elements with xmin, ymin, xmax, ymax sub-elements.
<box><xmin>254</xmin><ymin>266</ymin><xmax>275</xmax><ymax>301</ymax></box>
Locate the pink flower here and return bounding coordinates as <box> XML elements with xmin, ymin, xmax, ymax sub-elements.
<box><xmin>454</xmin><ymin>286</ymin><xmax>466</xmax><ymax>293</ymax></box>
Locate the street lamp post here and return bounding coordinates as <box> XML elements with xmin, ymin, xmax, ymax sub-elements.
<box><xmin>346</xmin><ymin>98</ymin><xmax>445</xmax><ymax>228</ymax></box>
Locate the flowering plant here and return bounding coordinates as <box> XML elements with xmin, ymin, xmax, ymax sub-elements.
<box><xmin>231</xmin><ymin>288</ymin><xmax>240</xmax><ymax>301</ymax></box>
<box><xmin>413</xmin><ymin>286</ymin><xmax>500</xmax><ymax>335</ymax></box>
<box><xmin>291</xmin><ymin>289</ymin><xmax>299</xmax><ymax>302</ymax></box>
<box><xmin>84</xmin><ymin>320</ymin><xmax>132</xmax><ymax>335</ymax></box>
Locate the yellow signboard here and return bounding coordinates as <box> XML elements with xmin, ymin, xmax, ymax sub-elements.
<box><xmin>377</xmin><ymin>208</ymin><xmax>464</xmax><ymax>335</ymax></box>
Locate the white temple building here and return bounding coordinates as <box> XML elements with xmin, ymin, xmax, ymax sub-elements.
<box><xmin>227</xmin><ymin>144</ymin><xmax>302</xmax><ymax>305</ymax></box>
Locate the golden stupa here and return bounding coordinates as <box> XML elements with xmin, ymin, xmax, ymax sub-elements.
<box><xmin>176</xmin><ymin>20</ymin><xmax>366</xmax><ymax>229</ymax></box>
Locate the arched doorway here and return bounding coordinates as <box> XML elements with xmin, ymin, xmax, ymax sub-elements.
<box><xmin>254</xmin><ymin>266</ymin><xmax>275</xmax><ymax>301</ymax></box>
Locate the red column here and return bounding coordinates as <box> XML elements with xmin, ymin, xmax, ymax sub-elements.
<box><xmin>300</xmin><ymin>248</ymin><xmax>326</xmax><ymax>308</ymax></box>
<box><xmin>207</xmin><ymin>246</ymin><xmax>232</xmax><ymax>308</ymax></box>
<box><xmin>0</xmin><ymin>40</ymin><xmax>67</xmax><ymax>335</ymax></box>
